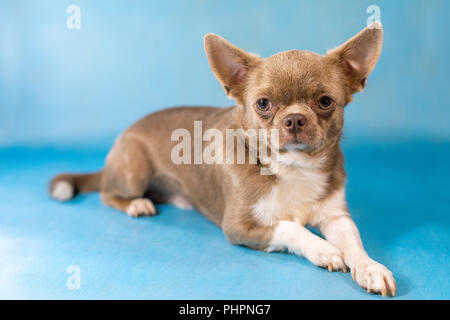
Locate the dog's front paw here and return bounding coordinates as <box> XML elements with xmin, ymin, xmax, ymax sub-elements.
<box><xmin>351</xmin><ymin>259</ymin><xmax>397</xmax><ymax>296</ymax></box>
<box><xmin>126</xmin><ymin>198</ymin><xmax>156</xmax><ymax>217</ymax></box>
<box><xmin>304</xmin><ymin>239</ymin><xmax>347</xmax><ymax>272</ymax></box>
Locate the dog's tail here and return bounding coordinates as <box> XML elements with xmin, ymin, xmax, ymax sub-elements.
<box><xmin>49</xmin><ymin>171</ymin><xmax>103</xmax><ymax>201</ymax></box>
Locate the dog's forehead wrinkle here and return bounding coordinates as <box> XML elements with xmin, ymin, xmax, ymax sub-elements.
<box><xmin>252</xmin><ymin>51</ymin><xmax>333</xmax><ymax>101</ymax></box>
<box><xmin>265</xmin><ymin>50</ymin><xmax>325</xmax><ymax>73</ymax></box>
<box><xmin>247</xmin><ymin>53</ymin><xmax>345</xmax><ymax>108</ymax></box>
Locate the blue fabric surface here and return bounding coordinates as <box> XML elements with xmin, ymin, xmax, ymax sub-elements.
<box><xmin>0</xmin><ymin>140</ymin><xmax>448</xmax><ymax>299</ymax></box>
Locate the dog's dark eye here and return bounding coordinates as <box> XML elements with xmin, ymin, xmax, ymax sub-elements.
<box><xmin>319</xmin><ymin>96</ymin><xmax>334</xmax><ymax>109</ymax></box>
<box><xmin>256</xmin><ymin>98</ymin><xmax>273</xmax><ymax>112</ymax></box>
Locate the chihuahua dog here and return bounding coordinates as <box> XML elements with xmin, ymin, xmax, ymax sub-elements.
<box><xmin>50</xmin><ymin>22</ymin><xmax>396</xmax><ymax>296</ymax></box>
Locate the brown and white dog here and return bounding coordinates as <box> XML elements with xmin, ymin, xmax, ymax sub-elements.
<box><xmin>50</xmin><ymin>22</ymin><xmax>396</xmax><ymax>296</ymax></box>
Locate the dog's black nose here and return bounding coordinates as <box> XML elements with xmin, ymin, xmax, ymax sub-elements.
<box><xmin>282</xmin><ymin>113</ymin><xmax>306</xmax><ymax>133</ymax></box>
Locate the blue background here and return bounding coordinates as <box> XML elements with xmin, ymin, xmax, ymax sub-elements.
<box><xmin>0</xmin><ymin>0</ymin><xmax>449</xmax><ymax>299</ymax></box>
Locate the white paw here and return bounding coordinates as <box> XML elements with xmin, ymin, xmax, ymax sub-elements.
<box><xmin>126</xmin><ymin>198</ymin><xmax>156</xmax><ymax>217</ymax></box>
<box><xmin>305</xmin><ymin>239</ymin><xmax>348</xmax><ymax>272</ymax></box>
<box><xmin>351</xmin><ymin>259</ymin><xmax>397</xmax><ymax>296</ymax></box>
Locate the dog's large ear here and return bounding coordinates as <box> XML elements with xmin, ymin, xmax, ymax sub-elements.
<box><xmin>327</xmin><ymin>22</ymin><xmax>383</xmax><ymax>94</ymax></box>
<box><xmin>204</xmin><ymin>33</ymin><xmax>259</xmax><ymax>100</ymax></box>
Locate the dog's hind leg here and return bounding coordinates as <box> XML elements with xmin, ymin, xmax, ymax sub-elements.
<box><xmin>100</xmin><ymin>133</ymin><xmax>156</xmax><ymax>217</ymax></box>
<box><xmin>101</xmin><ymin>193</ymin><xmax>156</xmax><ymax>217</ymax></box>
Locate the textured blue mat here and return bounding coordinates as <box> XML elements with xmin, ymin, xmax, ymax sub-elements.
<box><xmin>0</xmin><ymin>140</ymin><xmax>449</xmax><ymax>299</ymax></box>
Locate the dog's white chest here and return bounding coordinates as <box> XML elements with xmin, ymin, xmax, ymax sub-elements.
<box><xmin>252</xmin><ymin>165</ymin><xmax>328</xmax><ymax>226</ymax></box>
